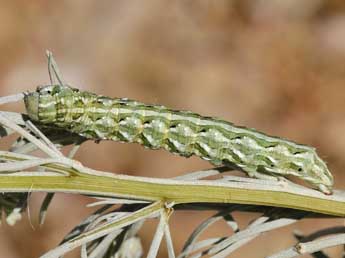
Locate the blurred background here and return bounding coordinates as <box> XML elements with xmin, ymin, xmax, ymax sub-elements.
<box><xmin>0</xmin><ymin>1</ymin><xmax>345</xmax><ymax>257</ymax></box>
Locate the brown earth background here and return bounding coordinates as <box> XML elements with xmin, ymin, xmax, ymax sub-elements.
<box><xmin>0</xmin><ymin>1</ymin><xmax>345</xmax><ymax>257</ymax></box>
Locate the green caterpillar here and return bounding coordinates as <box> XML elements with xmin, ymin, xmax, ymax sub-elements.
<box><xmin>24</xmin><ymin>85</ymin><xmax>333</xmax><ymax>194</ymax></box>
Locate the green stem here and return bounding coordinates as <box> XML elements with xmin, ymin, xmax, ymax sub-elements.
<box><xmin>0</xmin><ymin>172</ymin><xmax>344</xmax><ymax>216</ymax></box>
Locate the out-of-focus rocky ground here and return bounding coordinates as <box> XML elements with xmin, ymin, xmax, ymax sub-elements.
<box><xmin>0</xmin><ymin>1</ymin><xmax>345</xmax><ymax>257</ymax></box>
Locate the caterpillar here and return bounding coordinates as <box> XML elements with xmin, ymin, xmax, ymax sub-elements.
<box><xmin>24</xmin><ymin>85</ymin><xmax>333</xmax><ymax>194</ymax></box>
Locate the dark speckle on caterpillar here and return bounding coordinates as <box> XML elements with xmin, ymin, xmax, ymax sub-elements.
<box><xmin>24</xmin><ymin>85</ymin><xmax>334</xmax><ymax>194</ymax></box>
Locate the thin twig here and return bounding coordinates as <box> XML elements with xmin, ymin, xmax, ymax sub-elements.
<box><xmin>147</xmin><ymin>212</ymin><xmax>166</xmax><ymax>258</ymax></box>
<box><xmin>40</xmin><ymin>201</ymin><xmax>162</xmax><ymax>258</ymax></box>
<box><xmin>25</xmin><ymin>120</ymin><xmax>63</xmax><ymax>156</ymax></box>
<box><xmin>0</xmin><ymin>113</ymin><xmax>61</xmax><ymax>158</ymax></box>
<box><xmin>0</xmin><ymin>93</ymin><xmax>24</xmax><ymax>105</ymax></box>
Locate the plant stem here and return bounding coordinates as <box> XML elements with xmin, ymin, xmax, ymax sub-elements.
<box><xmin>0</xmin><ymin>172</ymin><xmax>344</xmax><ymax>216</ymax></box>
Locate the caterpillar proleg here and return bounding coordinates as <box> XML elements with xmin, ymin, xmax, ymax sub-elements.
<box><xmin>24</xmin><ymin>84</ymin><xmax>333</xmax><ymax>194</ymax></box>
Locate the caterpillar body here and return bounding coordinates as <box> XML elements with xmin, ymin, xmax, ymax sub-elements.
<box><xmin>24</xmin><ymin>85</ymin><xmax>333</xmax><ymax>194</ymax></box>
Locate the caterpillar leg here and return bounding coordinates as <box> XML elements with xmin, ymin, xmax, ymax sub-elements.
<box><xmin>245</xmin><ymin>167</ymin><xmax>288</xmax><ymax>183</ymax></box>
<box><xmin>246</xmin><ymin>167</ymin><xmax>333</xmax><ymax>194</ymax></box>
<box><xmin>248</xmin><ymin>170</ymin><xmax>279</xmax><ymax>181</ymax></box>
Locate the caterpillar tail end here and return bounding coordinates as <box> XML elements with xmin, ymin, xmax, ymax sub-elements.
<box><xmin>24</xmin><ymin>92</ymin><xmax>39</xmax><ymax>121</ymax></box>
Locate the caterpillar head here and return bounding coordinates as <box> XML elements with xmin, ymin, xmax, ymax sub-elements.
<box><xmin>24</xmin><ymin>85</ymin><xmax>74</xmax><ymax>123</ymax></box>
